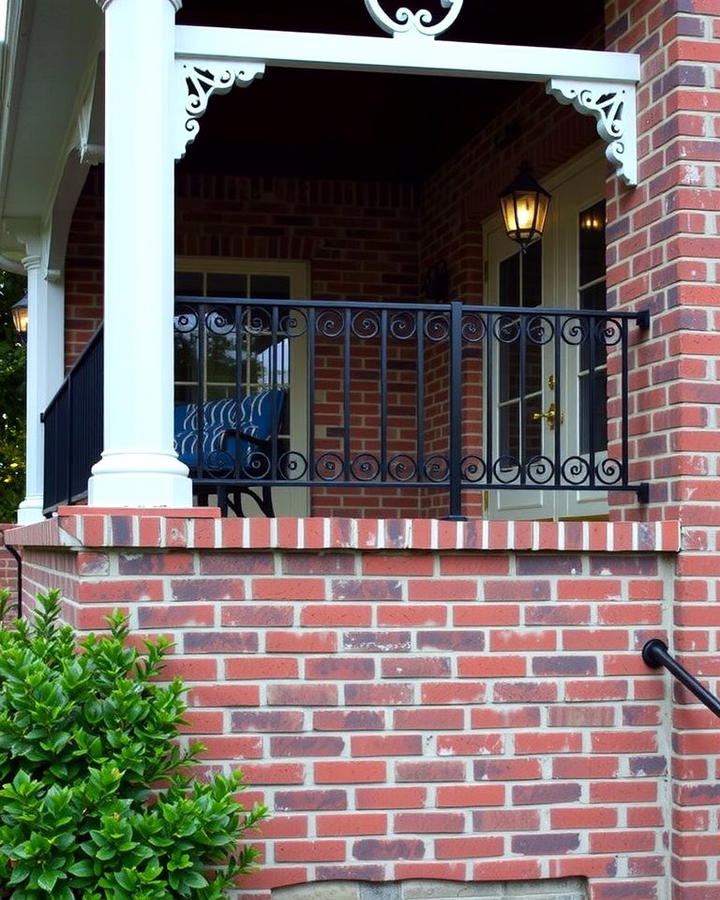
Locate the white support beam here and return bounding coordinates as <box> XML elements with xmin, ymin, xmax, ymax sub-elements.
<box><xmin>175</xmin><ymin>26</ymin><xmax>640</xmax><ymax>84</ymax></box>
<box><xmin>175</xmin><ymin>25</ymin><xmax>640</xmax><ymax>185</ymax></box>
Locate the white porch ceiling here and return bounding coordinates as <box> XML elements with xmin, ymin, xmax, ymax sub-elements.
<box><xmin>0</xmin><ymin>0</ymin><xmax>101</xmax><ymax>230</ymax></box>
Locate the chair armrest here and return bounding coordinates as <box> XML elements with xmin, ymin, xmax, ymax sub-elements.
<box><xmin>217</xmin><ymin>427</ymin><xmax>270</xmax><ymax>449</ymax></box>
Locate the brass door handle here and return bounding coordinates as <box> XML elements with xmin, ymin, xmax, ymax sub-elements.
<box><xmin>532</xmin><ymin>402</ymin><xmax>564</xmax><ymax>431</ymax></box>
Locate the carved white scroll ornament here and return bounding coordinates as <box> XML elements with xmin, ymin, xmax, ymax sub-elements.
<box><xmin>547</xmin><ymin>78</ymin><xmax>637</xmax><ymax>186</ymax></box>
<box><xmin>363</xmin><ymin>0</ymin><xmax>463</xmax><ymax>39</ymax></box>
<box><xmin>176</xmin><ymin>61</ymin><xmax>265</xmax><ymax>159</ymax></box>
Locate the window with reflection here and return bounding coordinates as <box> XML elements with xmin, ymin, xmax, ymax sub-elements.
<box><xmin>174</xmin><ymin>270</ymin><xmax>292</xmax><ymax>406</ymax></box>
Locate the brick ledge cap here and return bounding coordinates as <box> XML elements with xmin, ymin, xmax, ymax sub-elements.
<box><xmin>4</xmin><ymin>515</ymin><xmax>682</xmax><ymax>553</ymax></box>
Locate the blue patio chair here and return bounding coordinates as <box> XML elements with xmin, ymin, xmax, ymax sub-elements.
<box><xmin>174</xmin><ymin>388</ymin><xmax>287</xmax><ymax>516</ymax></box>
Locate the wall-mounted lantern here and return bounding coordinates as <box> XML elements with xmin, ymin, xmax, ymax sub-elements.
<box><xmin>11</xmin><ymin>293</ymin><xmax>28</xmax><ymax>338</ymax></box>
<box><xmin>499</xmin><ymin>162</ymin><xmax>551</xmax><ymax>252</ymax></box>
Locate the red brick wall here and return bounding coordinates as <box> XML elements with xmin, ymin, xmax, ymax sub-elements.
<box><xmin>605</xmin><ymin>0</ymin><xmax>720</xmax><ymax>523</ymax></box>
<box><xmin>9</xmin><ymin>509</ymin><xmax>681</xmax><ymax>900</ymax></box>
<box><xmin>605</xmin><ymin>1</ymin><xmax>720</xmax><ymax>897</ymax></box>
<box><xmin>0</xmin><ymin>525</ymin><xmax>18</xmax><ymax>614</ymax></box>
<box><xmin>65</xmin><ymin>167</ymin><xmax>104</xmax><ymax>366</ymax></box>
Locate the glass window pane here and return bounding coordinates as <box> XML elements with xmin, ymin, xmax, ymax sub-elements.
<box><xmin>175</xmin><ymin>271</ymin><xmax>203</xmax><ymax>295</ymax></box>
<box><xmin>207</xmin><ymin>272</ymin><xmax>248</xmax><ymax>298</ymax></box>
<box><xmin>580</xmin><ymin>370</ymin><xmax>607</xmax><ymax>454</ymax></box>
<box><xmin>526</xmin><ymin>394</ymin><xmax>542</xmax><ymax>459</ymax></box>
<box><xmin>579</xmin><ymin>202</ymin><xmax>606</xmax><ymax>287</ymax></box>
<box><xmin>499</xmin><ymin>402</ymin><xmax>519</xmax><ymax>459</ymax></box>
<box><xmin>499</xmin><ymin>255</ymin><xmax>520</xmax><ymax>307</ymax></box>
<box><xmin>250</xmin><ymin>274</ymin><xmax>292</xmax><ymax>300</ymax></box>
<box><xmin>206</xmin><ymin>333</ymin><xmax>236</xmax><ymax>384</ymax></box>
<box><xmin>174</xmin><ymin>384</ymin><xmax>197</xmax><ymax>404</ymax></box>
<box><xmin>174</xmin><ymin>332</ymin><xmax>198</xmax><ymax>383</ymax></box>
<box><xmin>580</xmin><ymin>282</ymin><xmax>606</xmax><ymax>312</ymax></box>
<box><xmin>521</xmin><ymin>240</ymin><xmax>542</xmax><ymax>308</ymax></box>
<box><xmin>499</xmin><ymin>339</ymin><xmax>519</xmax><ymax>402</ymax></box>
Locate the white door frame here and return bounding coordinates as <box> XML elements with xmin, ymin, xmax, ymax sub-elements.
<box><xmin>485</xmin><ymin>147</ymin><xmax>608</xmax><ymax>521</ymax></box>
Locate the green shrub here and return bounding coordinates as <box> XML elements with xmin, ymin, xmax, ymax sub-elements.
<box><xmin>0</xmin><ymin>589</ymin><xmax>267</xmax><ymax>899</ymax></box>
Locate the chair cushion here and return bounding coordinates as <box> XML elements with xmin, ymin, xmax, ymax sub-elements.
<box><xmin>174</xmin><ymin>390</ymin><xmax>285</xmax><ymax>474</ymax></box>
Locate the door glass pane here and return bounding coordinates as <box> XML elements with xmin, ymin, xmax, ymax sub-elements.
<box><xmin>577</xmin><ymin>202</ymin><xmax>607</xmax><ymax>455</ymax></box>
<box><xmin>522</xmin><ymin>241</ymin><xmax>542</xmax><ymax>308</ymax></box>
<box><xmin>497</xmin><ymin>242</ymin><xmax>543</xmax><ymax>462</ymax></box>
<box><xmin>579</xmin><ymin>202</ymin><xmax>606</xmax><ymax>285</ymax></box>
<box><xmin>580</xmin><ymin>370</ymin><xmax>607</xmax><ymax>453</ymax></box>
<box><xmin>499</xmin><ymin>255</ymin><xmax>520</xmax><ymax>308</ymax></box>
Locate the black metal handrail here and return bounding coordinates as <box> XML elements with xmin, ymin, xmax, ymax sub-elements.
<box><xmin>42</xmin><ymin>328</ymin><xmax>103</xmax><ymax>514</ymax></box>
<box><xmin>642</xmin><ymin>639</ymin><xmax>720</xmax><ymax>718</ymax></box>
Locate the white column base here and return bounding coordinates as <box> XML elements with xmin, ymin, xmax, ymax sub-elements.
<box><xmin>16</xmin><ymin>495</ymin><xmax>46</xmax><ymax>525</ymax></box>
<box><xmin>88</xmin><ymin>451</ymin><xmax>193</xmax><ymax>508</ymax></box>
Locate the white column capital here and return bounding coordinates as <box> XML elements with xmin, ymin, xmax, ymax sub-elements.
<box><xmin>4</xmin><ymin>219</ymin><xmax>43</xmax><ymax>259</ymax></box>
<box><xmin>96</xmin><ymin>0</ymin><xmax>182</xmax><ymax>10</ymax></box>
<box><xmin>21</xmin><ymin>254</ymin><xmax>41</xmax><ymax>272</ymax></box>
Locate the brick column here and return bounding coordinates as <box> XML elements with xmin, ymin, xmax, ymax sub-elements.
<box><xmin>606</xmin><ymin>2</ymin><xmax>720</xmax><ymax>897</ymax></box>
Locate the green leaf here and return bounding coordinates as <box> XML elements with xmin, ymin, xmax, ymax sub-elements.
<box><xmin>37</xmin><ymin>870</ymin><xmax>60</xmax><ymax>891</ymax></box>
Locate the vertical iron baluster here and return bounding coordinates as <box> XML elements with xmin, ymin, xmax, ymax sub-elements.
<box><xmin>197</xmin><ymin>302</ymin><xmax>206</xmax><ymax>478</ymax></box>
<box><xmin>271</xmin><ymin>304</ymin><xmax>279</xmax><ymax>483</ymax></box>
<box><xmin>587</xmin><ymin>312</ymin><xmax>597</xmax><ymax>487</ymax></box>
<box><xmin>343</xmin><ymin>308</ymin><xmax>352</xmax><ymax>480</ymax></box>
<box><xmin>66</xmin><ymin>370</ymin><xmax>74</xmax><ymax>509</ymax></box>
<box><xmin>234</xmin><ymin>302</ymin><xmax>243</xmax><ymax>479</ymax></box>
<box><xmin>553</xmin><ymin>312</ymin><xmax>562</xmax><ymax>486</ymax></box>
<box><xmin>416</xmin><ymin>308</ymin><xmax>425</xmax><ymax>485</ymax></box>
<box><xmin>621</xmin><ymin>317</ymin><xmax>629</xmax><ymax>485</ymax></box>
<box><xmin>380</xmin><ymin>309</ymin><xmax>388</xmax><ymax>481</ymax></box>
<box><xmin>485</xmin><ymin>311</ymin><xmax>494</xmax><ymax>488</ymax></box>
<box><xmin>308</xmin><ymin>307</ymin><xmax>316</xmax><ymax>486</ymax></box>
<box><xmin>448</xmin><ymin>301</ymin><xmax>463</xmax><ymax>519</ymax></box>
<box><xmin>518</xmin><ymin>309</ymin><xmax>527</xmax><ymax>485</ymax></box>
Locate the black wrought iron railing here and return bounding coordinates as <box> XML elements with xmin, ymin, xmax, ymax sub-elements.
<box><xmin>173</xmin><ymin>297</ymin><xmax>649</xmax><ymax>518</ymax></box>
<box><xmin>642</xmin><ymin>639</ymin><xmax>720</xmax><ymax>718</ymax></box>
<box><xmin>42</xmin><ymin>299</ymin><xmax>649</xmax><ymax>518</ymax></box>
<box><xmin>42</xmin><ymin>328</ymin><xmax>103</xmax><ymax>514</ymax></box>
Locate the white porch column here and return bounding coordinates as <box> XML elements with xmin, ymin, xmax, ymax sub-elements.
<box><xmin>88</xmin><ymin>0</ymin><xmax>191</xmax><ymax>507</ymax></box>
<box><xmin>16</xmin><ymin>257</ymin><xmax>65</xmax><ymax>525</ymax></box>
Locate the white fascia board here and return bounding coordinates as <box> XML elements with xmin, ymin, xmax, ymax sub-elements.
<box><xmin>0</xmin><ymin>0</ymin><xmax>31</xmax><ymax>251</ymax></box>
<box><xmin>175</xmin><ymin>25</ymin><xmax>640</xmax><ymax>85</ymax></box>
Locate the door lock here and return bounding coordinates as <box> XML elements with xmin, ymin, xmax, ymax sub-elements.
<box><xmin>533</xmin><ymin>402</ymin><xmax>564</xmax><ymax>431</ymax></box>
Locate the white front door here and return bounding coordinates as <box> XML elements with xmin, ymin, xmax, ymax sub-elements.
<box><xmin>485</xmin><ymin>150</ymin><xmax>608</xmax><ymax>520</ymax></box>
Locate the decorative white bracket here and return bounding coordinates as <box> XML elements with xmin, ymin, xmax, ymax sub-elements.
<box><xmin>547</xmin><ymin>77</ymin><xmax>637</xmax><ymax>186</ymax></box>
<box><xmin>77</xmin><ymin>58</ymin><xmax>105</xmax><ymax>166</ymax></box>
<box><xmin>363</xmin><ymin>0</ymin><xmax>463</xmax><ymax>39</ymax></box>
<box><xmin>175</xmin><ymin>60</ymin><xmax>265</xmax><ymax>159</ymax></box>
